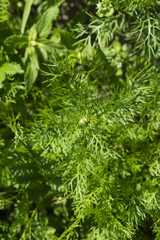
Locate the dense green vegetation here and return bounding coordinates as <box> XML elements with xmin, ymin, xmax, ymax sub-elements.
<box><xmin>1</xmin><ymin>0</ymin><xmax>160</xmax><ymax>239</ymax></box>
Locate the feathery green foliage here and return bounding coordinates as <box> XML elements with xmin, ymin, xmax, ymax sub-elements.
<box><xmin>0</xmin><ymin>0</ymin><xmax>160</xmax><ymax>239</ymax></box>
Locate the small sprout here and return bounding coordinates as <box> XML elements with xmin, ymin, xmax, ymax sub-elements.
<box><xmin>79</xmin><ymin>117</ymin><xmax>88</xmax><ymax>125</ymax></box>
<box><xmin>30</xmin><ymin>40</ymin><xmax>37</xmax><ymax>46</ymax></box>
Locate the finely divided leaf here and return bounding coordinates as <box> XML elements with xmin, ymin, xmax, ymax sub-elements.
<box><xmin>4</xmin><ymin>35</ymin><xmax>28</xmax><ymax>49</ymax></box>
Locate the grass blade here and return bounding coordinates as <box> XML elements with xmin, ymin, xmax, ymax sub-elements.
<box><xmin>21</xmin><ymin>0</ymin><xmax>33</xmax><ymax>34</ymax></box>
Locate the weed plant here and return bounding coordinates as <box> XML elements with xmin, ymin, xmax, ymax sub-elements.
<box><xmin>0</xmin><ymin>0</ymin><xmax>160</xmax><ymax>239</ymax></box>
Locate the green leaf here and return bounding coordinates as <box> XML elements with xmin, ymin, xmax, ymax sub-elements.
<box><xmin>1</xmin><ymin>63</ymin><xmax>22</xmax><ymax>75</ymax></box>
<box><xmin>0</xmin><ymin>0</ymin><xmax>9</xmax><ymax>22</ymax></box>
<box><xmin>21</xmin><ymin>0</ymin><xmax>34</xmax><ymax>34</ymax></box>
<box><xmin>28</xmin><ymin>24</ymin><xmax>37</xmax><ymax>41</ymax></box>
<box><xmin>4</xmin><ymin>35</ymin><xmax>28</xmax><ymax>49</ymax></box>
<box><xmin>38</xmin><ymin>46</ymin><xmax>48</xmax><ymax>60</ymax></box>
<box><xmin>58</xmin><ymin>29</ymin><xmax>75</xmax><ymax>49</ymax></box>
<box><xmin>0</xmin><ymin>70</ymin><xmax>5</xmax><ymax>87</ymax></box>
<box><xmin>25</xmin><ymin>62</ymin><xmax>38</xmax><ymax>94</ymax></box>
<box><xmin>36</xmin><ymin>6</ymin><xmax>59</xmax><ymax>38</ymax></box>
<box><xmin>0</xmin><ymin>62</ymin><xmax>22</xmax><ymax>88</ymax></box>
<box><xmin>27</xmin><ymin>46</ymin><xmax>39</xmax><ymax>69</ymax></box>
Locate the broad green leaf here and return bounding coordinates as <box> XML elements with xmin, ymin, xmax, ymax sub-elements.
<box><xmin>1</xmin><ymin>62</ymin><xmax>22</xmax><ymax>75</ymax></box>
<box><xmin>28</xmin><ymin>46</ymin><xmax>39</xmax><ymax>69</ymax></box>
<box><xmin>0</xmin><ymin>62</ymin><xmax>22</xmax><ymax>88</ymax></box>
<box><xmin>4</xmin><ymin>35</ymin><xmax>28</xmax><ymax>49</ymax></box>
<box><xmin>25</xmin><ymin>62</ymin><xmax>38</xmax><ymax>94</ymax></box>
<box><xmin>36</xmin><ymin>6</ymin><xmax>59</xmax><ymax>38</ymax></box>
<box><xmin>38</xmin><ymin>46</ymin><xmax>48</xmax><ymax>60</ymax></box>
<box><xmin>21</xmin><ymin>0</ymin><xmax>34</xmax><ymax>34</ymax></box>
<box><xmin>28</xmin><ymin>24</ymin><xmax>37</xmax><ymax>41</ymax></box>
<box><xmin>0</xmin><ymin>70</ymin><xmax>5</xmax><ymax>87</ymax></box>
<box><xmin>24</xmin><ymin>47</ymin><xmax>29</xmax><ymax>63</ymax></box>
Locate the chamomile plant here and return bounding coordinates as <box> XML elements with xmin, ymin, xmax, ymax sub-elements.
<box><xmin>1</xmin><ymin>0</ymin><xmax>160</xmax><ymax>239</ymax></box>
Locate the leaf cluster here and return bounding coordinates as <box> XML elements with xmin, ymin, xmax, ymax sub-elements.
<box><xmin>1</xmin><ymin>0</ymin><xmax>160</xmax><ymax>239</ymax></box>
